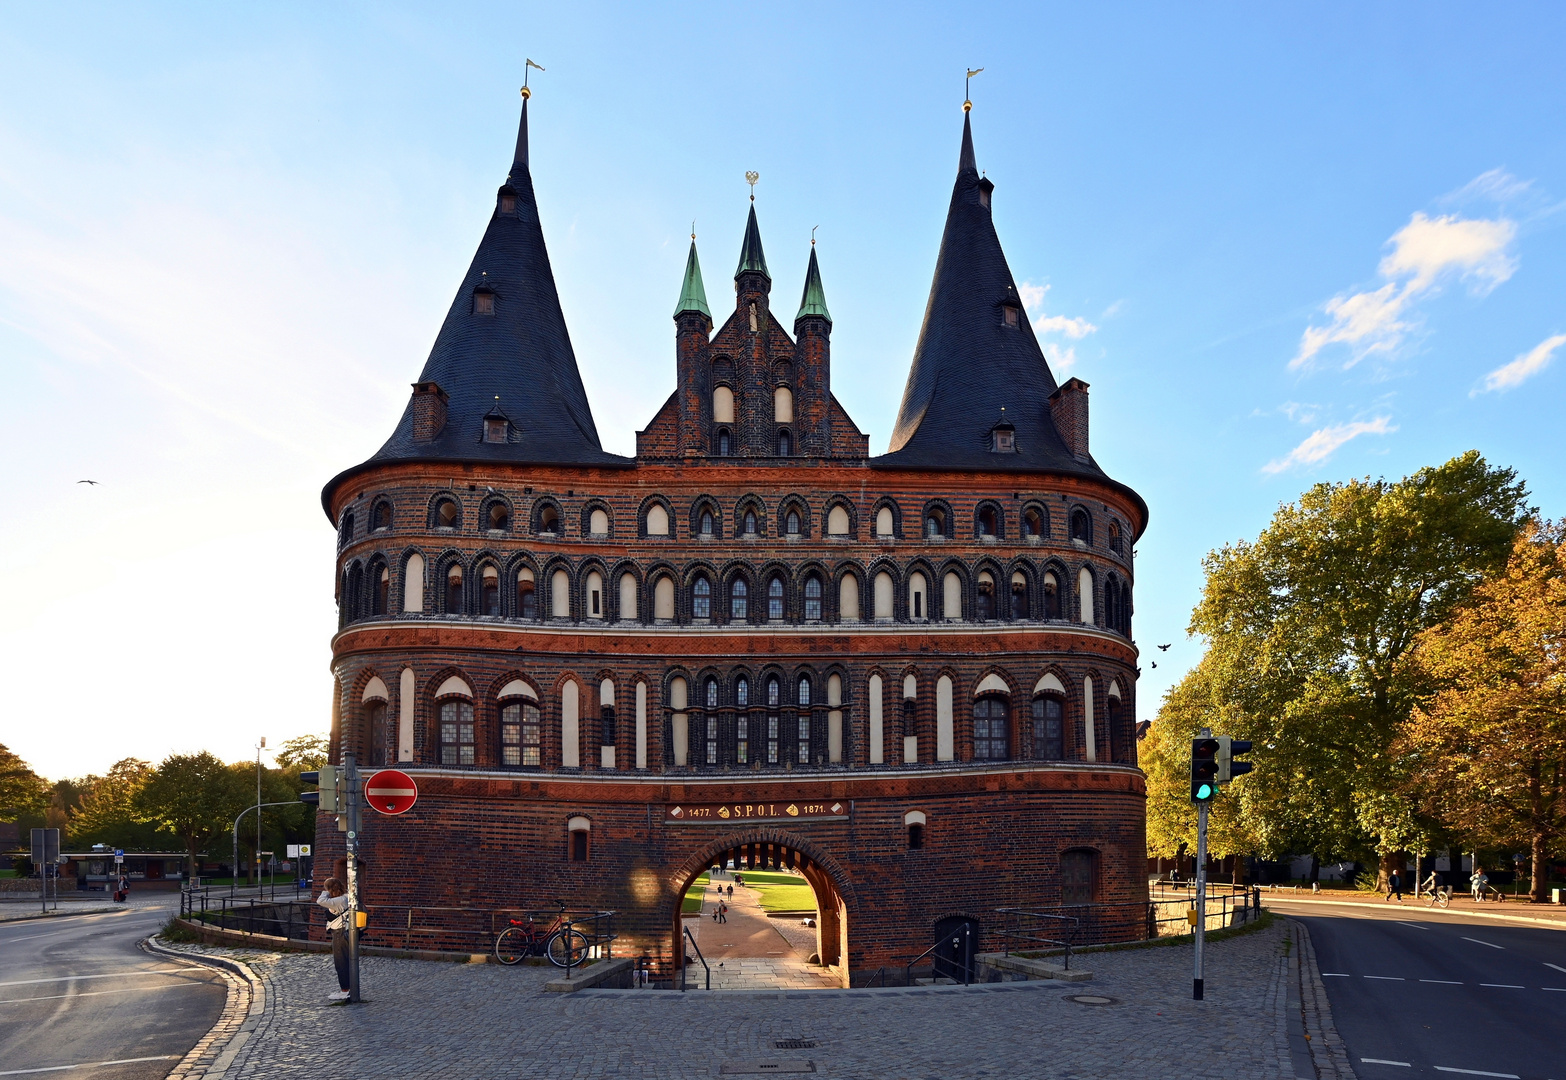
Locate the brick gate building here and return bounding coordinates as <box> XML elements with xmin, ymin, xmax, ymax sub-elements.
<box><xmin>320</xmin><ymin>91</ymin><xmax>1148</xmax><ymax>983</ymax></box>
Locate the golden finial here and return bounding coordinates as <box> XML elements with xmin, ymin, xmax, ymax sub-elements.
<box><xmin>811</xmin><ymin>225</ymin><xmax>818</xmax><ymax>246</ymax></box>
<box><xmin>522</xmin><ymin>57</ymin><xmax>545</xmax><ymax>98</ymax></box>
<box><xmin>965</xmin><ymin>66</ymin><xmax>983</xmax><ymax>111</ymax></box>
<box><xmin>746</xmin><ymin>171</ymin><xmax>760</xmax><ymax>201</ymax></box>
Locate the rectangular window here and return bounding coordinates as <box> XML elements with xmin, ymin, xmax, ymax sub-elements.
<box><xmin>601</xmin><ymin>706</ymin><xmax>616</xmax><ymax>746</ymax></box>
<box><xmin>1061</xmin><ymin>851</ymin><xmax>1094</xmax><ymax>905</ymax></box>
<box><xmin>501</xmin><ymin>702</ymin><xmax>541</xmax><ymax>766</ymax></box>
<box><xmin>737</xmin><ymin>716</ymin><xmax>748</xmax><ymax>764</ymax></box>
<box><xmin>767</xmin><ymin>715</ymin><xmax>779</xmax><ymax>764</ymax></box>
<box><xmin>440</xmin><ymin>700</ymin><xmax>475</xmax><ymax>765</ymax></box>
<box><xmin>706</xmin><ymin>717</ymin><xmax>718</xmax><ymax>765</ymax></box>
<box><xmin>475</xmin><ymin>292</ymin><xmax>495</xmax><ymax>315</ymax></box>
<box><xmin>570</xmin><ymin>830</ymin><xmax>588</xmax><ymax>862</ymax></box>
<box><xmin>798</xmin><ymin>714</ymin><xmax>811</xmax><ymax>764</ymax></box>
<box><xmin>1033</xmin><ymin>697</ymin><xmax>1063</xmax><ymax>760</ymax></box>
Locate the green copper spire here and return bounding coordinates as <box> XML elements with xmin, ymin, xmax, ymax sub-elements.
<box><xmin>735</xmin><ymin>203</ymin><xmax>770</xmax><ymax>281</ymax></box>
<box><xmin>795</xmin><ymin>244</ymin><xmax>831</xmax><ymax>325</ymax></box>
<box><xmin>673</xmin><ymin>238</ymin><xmax>711</xmax><ymax>319</ymax></box>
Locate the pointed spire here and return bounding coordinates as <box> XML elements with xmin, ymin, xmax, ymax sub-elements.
<box><xmin>735</xmin><ymin>204</ymin><xmax>770</xmax><ymax>281</ymax></box>
<box><xmin>958</xmin><ymin>108</ymin><xmax>977</xmax><ymax>175</ymax></box>
<box><xmin>511</xmin><ymin>92</ymin><xmax>530</xmax><ymax>176</ymax></box>
<box><xmin>674</xmin><ymin>237</ymin><xmax>711</xmax><ymax>319</ymax></box>
<box><xmin>795</xmin><ymin>244</ymin><xmax>831</xmax><ymax>325</ymax></box>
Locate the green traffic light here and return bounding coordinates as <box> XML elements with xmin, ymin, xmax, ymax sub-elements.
<box><xmin>1195</xmin><ymin>783</ymin><xmax>1214</xmax><ymax>800</ymax></box>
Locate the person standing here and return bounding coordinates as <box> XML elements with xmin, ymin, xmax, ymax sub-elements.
<box><xmin>1471</xmin><ymin>868</ymin><xmax>1489</xmax><ymax>902</ymax></box>
<box><xmin>1386</xmin><ymin>870</ymin><xmax>1404</xmax><ymax>903</ymax></box>
<box><xmin>726</xmin><ymin>883</ymin><xmax>733</xmax><ymax>900</ymax></box>
<box><xmin>718</xmin><ymin>902</ymin><xmax>727</xmax><ymax>924</ymax></box>
<box><xmin>316</xmin><ymin>877</ymin><xmax>352</xmax><ymax>1001</ymax></box>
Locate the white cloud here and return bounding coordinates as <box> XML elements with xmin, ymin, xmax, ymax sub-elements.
<box><xmin>1019</xmin><ymin>281</ymin><xmax>1098</xmax><ymax>372</ymax></box>
<box><xmin>1291</xmin><ymin>201</ymin><xmax>1518</xmax><ymax>371</ymax></box>
<box><xmin>1476</xmin><ymin>333</ymin><xmax>1566</xmax><ymax>394</ymax></box>
<box><xmin>1443</xmin><ymin>168</ymin><xmax>1533</xmax><ymax>206</ymax></box>
<box><xmin>1262</xmin><ymin>416</ymin><xmax>1396</xmax><ymax>474</ymax></box>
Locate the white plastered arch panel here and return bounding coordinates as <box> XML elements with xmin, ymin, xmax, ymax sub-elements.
<box><xmin>497</xmin><ymin>680</ymin><xmax>537</xmax><ymax>701</ymax></box>
<box><xmin>435</xmin><ymin>675</ymin><xmax>473</xmax><ymax>699</ymax></box>
<box><xmin>1034</xmin><ymin>673</ymin><xmax>1066</xmax><ymax>695</ymax></box>
<box><xmin>1108</xmin><ymin>680</ymin><xmax>1122</xmax><ymax>700</ymax></box>
<box><xmin>567</xmin><ymin>815</ymin><xmax>591</xmax><ymax>832</ymax></box>
<box><xmin>362</xmin><ymin>676</ymin><xmax>389</xmax><ymax>702</ymax></box>
<box><xmin>974</xmin><ymin>673</ymin><xmax>1010</xmax><ymax>697</ymax></box>
<box><xmin>903</xmin><ymin>810</ymin><xmax>927</xmax><ymax>826</ymax></box>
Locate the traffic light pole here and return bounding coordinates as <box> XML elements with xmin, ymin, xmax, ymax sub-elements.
<box><xmin>1194</xmin><ymin>797</ymin><xmax>1208</xmax><ymax>1001</ymax></box>
<box><xmin>343</xmin><ymin>752</ymin><xmax>362</xmax><ymax>1004</ymax></box>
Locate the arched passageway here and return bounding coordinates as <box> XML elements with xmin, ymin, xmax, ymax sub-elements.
<box><xmin>667</xmin><ymin>832</ymin><xmax>853</xmax><ymax>989</ymax></box>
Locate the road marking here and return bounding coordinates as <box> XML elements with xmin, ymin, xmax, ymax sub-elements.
<box><xmin>1393</xmin><ymin>921</ymin><xmax>1429</xmax><ymax>930</ymax></box>
<box><xmin>1364</xmin><ymin>975</ymin><xmax>1405</xmax><ymax>981</ymax></box>
<box><xmin>0</xmin><ymin>969</ymin><xmax>187</xmax><ymax>989</ymax></box>
<box><xmin>0</xmin><ymin>983</ymin><xmax>209</xmax><ymax>1005</ymax></box>
<box><xmin>1479</xmin><ymin>984</ymin><xmax>1524</xmax><ymax>989</ymax></box>
<box><xmin>1361</xmin><ymin>1060</ymin><xmax>1411</xmax><ymax>1067</ymax></box>
<box><xmin>1546</xmin><ymin>963</ymin><xmax>1566</xmax><ymax>974</ymax></box>
<box><xmin>1542</xmin><ymin>987</ymin><xmax>1566</xmax><ymax>992</ymax></box>
<box><xmin>0</xmin><ymin>1057</ymin><xmax>180</xmax><ymax>1077</ymax></box>
<box><xmin>1420</xmin><ymin>980</ymin><xmax>1463</xmax><ymax>984</ymax></box>
<box><xmin>1432</xmin><ymin>1069</ymin><xmax>1519</xmax><ymax>1078</ymax></box>
<box><xmin>1462</xmin><ymin>937</ymin><xmax>1503</xmax><ymax>949</ymax></box>
<box><xmin>1322</xmin><ymin>972</ymin><xmax>1350</xmax><ymax>977</ymax></box>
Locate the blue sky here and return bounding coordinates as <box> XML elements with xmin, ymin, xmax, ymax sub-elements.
<box><xmin>1</xmin><ymin>5</ymin><xmax>1562</xmax><ymax>778</ymax></box>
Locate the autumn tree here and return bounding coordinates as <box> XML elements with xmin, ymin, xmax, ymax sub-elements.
<box><xmin>1400</xmin><ymin>521</ymin><xmax>1566</xmax><ymax>903</ymax></box>
<box><xmin>1149</xmin><ymin>452</ymin><xmax>1529</xmax><ymax>879</ymax></box>
<box><xmin>69</xmin><ymin>759</ymin><xmax>171</xmax><ymax>849</ymax></box>
<box><xmin>0</xmin><ymin>745</ymin><xmax>50</xmax><ymax>824</ymax></box>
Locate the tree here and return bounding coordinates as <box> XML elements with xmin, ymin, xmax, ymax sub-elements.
<box><xmin>69</xmin><ymin>759</ymin><xmax>170</xmax><ymax>849</ymax></box>
<box><xmin>1400</xmin><ymin>521</ymin><xmax>1566</xmax><ymax>903</ymax></box>
<box><xmin>1149</xmin><ymin>452</ymin><xmax>1529</xmax><ymax>878</ymax></box>
<box><xmin>137</xmin><ymin>752</ymin><xmax>250</xmax><ymax>877</ymax></box>
<box><xmin>275</xmin><ymin>734</ymin><xmax>329</xmax><ymax>771</ymax></box>
<box><xmin>0</xmin><ymin>744</ymin><xmax>50</xmax><ymax>823</ymax></box>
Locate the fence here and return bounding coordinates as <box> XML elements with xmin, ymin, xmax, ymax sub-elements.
<box><xmin>992</xmin><ymin>884</ymin><xmax>1264</xmax><ymax>960</ymax></box>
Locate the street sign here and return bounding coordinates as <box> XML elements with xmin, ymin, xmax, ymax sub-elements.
<box><xmin>364</xmin><ymin>769</ymin><xmax>418</xmax><ymax>815</ymax></box>
<box><xmin>299</xmin><ymin>844</ymin><xmax>312</xmax><ymax>857</ymax></box>
<box><xmin>113</xmin><ymin>848</ymin><xmax>124</xmax><ymax>859</ymax></box>
<box><xmin>287</xmin><ymin>844</ymin><xmax>300</xmax><ymax>859</ymax></box>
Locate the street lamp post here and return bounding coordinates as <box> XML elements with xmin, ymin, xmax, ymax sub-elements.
<box><xmin>255</xmin><ymin>738</ymin><xmax>266</xmax><ymax>885</ymax></box>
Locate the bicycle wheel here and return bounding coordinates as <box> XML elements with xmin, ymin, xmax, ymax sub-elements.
<box><xmin>545</xmin><ymin>928</ymin><xmax>590</xmax><ymax>968</ymax></box>
<box><xmin>495</xmin><ymin>927</ymin><xmax>528</xmax><ymax>965</ymax></box>
<box><xmin>1436</xmin><ymin>890</ymin><xmax>1450</xmax><ymax>909</ymax></box>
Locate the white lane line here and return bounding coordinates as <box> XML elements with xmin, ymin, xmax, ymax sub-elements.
<box><xmin>1546</xmin><ymin>962</ymin><xmax>1566</xmax><ymax>974</ymax></box>
<box><xmin>1361</xmin><ymin>1059</ymin><xmax>1411</xmax><ymax>1067</ymax></box>
<box><xmin>1432</xmin><ymin>1069</ymin><xmax>1519</xmax><ymax>1078</ymax></box>
<box><xmin>1479</xmin><ymin>983</ymin><xmax>1524</xmax><ymax>989</ymax></box>
<box><xmin>0</xmin><ymin>983</ymin><xmax>209</xmax><ymax>1005</ymax></box>
<box><xmin>1393</xmin><ymin>921</ymin><xmax>1430</xmax><ymax>930</ymax></box>
<box><xmin>1421</xmin><ymin>979</ymin><xmax>1463</xmax><ymax>984</ymax></box>
<box><xmin>1542</xmin><ymin>986</ymin><xmax>1566</xmax><ymax>992</ymax></box>
<box><xmin>1364</xmin><ymin>975</ymin><xmax>1405</xmax><ymax>981</ymax></box>
<box><xmin>1322</xmin><ymin>972</ymin><xmax>1350</xmax><ymax>977</ymax></box>
<box><xmin>0</xmin><ymin>968</ymin><xmax>187</xmax><ymax>989</ymax></box>
<box><xmin>0</xmin><ymin>1057</ymin><xmax>180</xmax><ymax>1077</ymax></box>
<box><xmin>1462</xmin><ymin>937</ymin><xmax>1503</xmax><ymax>949</ymax></box>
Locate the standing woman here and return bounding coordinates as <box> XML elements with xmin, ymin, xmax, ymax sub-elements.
<box><xmin>316</xmin><ymin>877</ymin><xmax>352</xmax><ymax>1001</ymax></box>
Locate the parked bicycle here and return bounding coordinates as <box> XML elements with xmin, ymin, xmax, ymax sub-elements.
<box><xmin>494</xmin><ymin>900</ymin><xmax>589</xmax><ymax>967</ymax></box>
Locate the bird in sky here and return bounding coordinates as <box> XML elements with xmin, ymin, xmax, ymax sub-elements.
<box><xmin>77</xmin><ymin>480</ymin><xmax>99</xmax><ymax>485</ymax></box>
<box><xmin>1151</xmin><ymin>661</ymin><xmax>1158</xmax><ymax>669</ymax></box>
<box><xmin>1157</xmin><ymin>644</ymin><xmax>1171</xmax><ymax>651</ymax></box>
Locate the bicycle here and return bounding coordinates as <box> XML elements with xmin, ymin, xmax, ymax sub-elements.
<box><xmin>1418</xmin><ymin>875</ymin><xmax>1451</xmax><ymax>908</ymax></box>
<box><xmin>494</xmin><ymin>900</ymin><xmax>590</xmax><ymax>967</ymax></box>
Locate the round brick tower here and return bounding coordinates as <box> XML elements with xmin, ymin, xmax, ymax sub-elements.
<box><xmin>321</xmin><ymin>93</ymin><xmax>1148</xmax><ymax>983</ymax></box>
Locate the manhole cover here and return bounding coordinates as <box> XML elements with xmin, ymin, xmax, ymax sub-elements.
<box><xmin>1064</xmin><ymin>994</ymin><xmax>1119</xmax><ymax>1006</ymax></box>
<box><xmin>720</xmin><ymin>1063</ymin><xmax>815</xmax><ymax>1075</ymax></box>
<box><xmin>774</xmin><ymin>1040</ymin><xmax>817</xmax><ymax>1050</ymax></box>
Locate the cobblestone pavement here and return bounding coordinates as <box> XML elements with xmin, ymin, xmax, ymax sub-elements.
<box><xmin>684</xmin><ymin>877</ymin><xmax>841</xmax><ymax>989</ymax></box>
<box><xmin>162</xmin><ymin>917</ymin><xmax>1301</xmax><ymax>1079</ymax></box>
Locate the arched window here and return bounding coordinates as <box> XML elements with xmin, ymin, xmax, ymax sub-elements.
<box><xmin>798</xmin><ymin>675</ymin><xmax>812</xmax><ymax>707</ymax></box>
<box><xmin>943</xmin><ymin>572</ymin><xmax>962</xmax><ymax>621</ymax></box>
<box><xmin>1010</xmin><ymin>572</ymin><xmax>1029</xmax><ymax>619</ymax></box>
<box><xmin>839</xmin><ymin>574</ymin><xmax>860</xmax><ymax>622</ymax></box>
<box><xmin>439</xmin><ymin>699</ymin><xmax>475</xmax><ymax>765</ymax></box>
<box><xmin>692</xmin><ymin>576</ymin><xmax>711</xmax><ymax>619</ymax></box>
<box><xmin>743</xmin><ymin>509</ymin><xmax>758</xmax><ymax>535</ymax></box>
<box><xmin>1032</xmin><ymin>695</ymin><xmax>1064</xmax><ymax>759</ymax></box>
<box><xmin>654</xmin><ymin>576</ymin><xmax>675</xmax><ymax>620</ymax></box>
<box><xmin>1105</xmin><ymin>579</ymin><xmax>1121</xmax><ymax>633</ymax></box>
<box><xmin>717</xmin><ymin>429</ymin><xmax>731</xmax><ymax>456</ymax></box>
<box><xmin>366</xmin><ymin>700</ymin><xmax>389</xmax><ymax>765</ymax></box>
<box><xmin>618</xmin><ymin>572</ymin><xmax>637</xmax><ymax>620</ymax></box>
<box><xmin>585</xmin><ymin>571</ymin><xmax>603</xmax><ymax>619</ymax></box>
<box><xmin>774</xmin><ymin>386</ymin><xmax>793</xmax><ymax>423</ymax></box>
<box><xmin>436</xmin><ymin>500</ymin><xmax>458</xmax><ymax>529</ymax></box>
<box><xmin>876</xmin><ymin>506</ymin><xmax>895</xmax><ymax>537</ymax></box>
<box><xmin>925</xmin><ymin>507</ymin><xmax>945</xmax><ymax>538</ymax></box>
<box><xmin>827</xmin><ymin>506</ymin><xmax>850</xmax><ymax>536</ymax></box>
<box><xmin>445</xmin><ymin>565</ymin><xmax>463</xmax><ymax>614</ymax></box>
<box><xmin>1070</xmin><ymin>508</ymin><xmax>1092</xmax><ymax>545</ymax></box>
<box><xmin>1023</xmin><ymin>508</ymin><xmax>1043</xmax><ymax>539</ymax></box>
<box><xmin>908</xmin><ymin>821</ymin><xmax>925</xmax><ymax>849</ymax></box>
<box><xmin>646</xmin><ymin>503</ymin><xmax>670</xmax><ymax>536</ymax></box>
<box><xmin>978</xmin><ymin>506</ymin><xmax>997</xmax><ymax>537</ymax></box>
<box><xmin>976</xmin><ymin>572</ymin><xmax>995</xmax><ymax>621</ymax></box>
<box><xmin>736</xmin><ymin>676</ymin><xmax>750</xmax><ymax>707</ymax></box>
<box><xmin>481</xmin><ymin>566</ymin><xmax>500</xmax><ymax>616</ymax></box>
<box><xmin>777</xmin><ymin>429</ymin><xmax>791</xmax><ymax>456</ymax></box>
<box><xmin>340</xmin><ymin>512</ymin><xmax>355</xmax><ymax>548</ymax></box>
<box><xmin>785</xmin><ymin>509</ymin><xmax>801</xmax><ymax>535</ymax></box>
<box><xmin>1106</xmin><ymin>694</ymin><xmax>1122</xmax><ymax>763</ymax></box>
<box><xmin>973</xmin><ymin>696</ymin><xmax>1009</xmax><ymax>761</ymax></box>
<box><xmin>517</xmin><ymin>569</ymin><xmax>537</xmax><ymax>619</ymax></box>
<box><xmin>768</xmin><ymin>576</ymin><xmax>785</xmax><ymax>619</ymax></box>
<box><xmin>537</xmin><ymin>504</ymin><xmax>560</xmax><ymax>535</ymax></box>
<box><xmin>873</xmin><ymin>571</ymin><xmax>895</xmax><ymax>620</ymax></box>
<box><xmin>803</xmin><ymin>575</ymin><xmax>822</xmax><ymax>621</ymax></box>
<box><xmin>500</xmin><ymin>700</ymin><xmax>541</xmax><ymax>766</ymax></box>
<box><xmin>374</xmin><ymin>566</ymin><xmax>389</xmax><ymax>616</ymax></box>
<box><xmin>372</xmin><ymin>502</ymin><xmax>392</xmax><ymax>531</ymax></box>
<box><xmin>713</xmin><ymin>385</ymin><xmax>735</xmax><ymax>423</ymax></box>
<box><xmin>1043</xmin><ymin>572</ymin><xmax>1060</xmax><ymax>619</ymax></box>
<box><xmin>551</xmin><ymin>568</ymin><xmax>570</xmax><ymax>618</ymax></box>
<box><xmin>767</xmin><ymin>677</ymin><xmax>780</xmax><ymax>707</ymax></box>
<box><xmin>700</xmin><ymin>509</ymin><xmax>715</xmax><ymax>536</ymax></box>
<box><xmin>909</xmin><ymin>572</ymin><xmax>927</xmax><ymax>620</ymax></box>
<box><xmin>1078</xmin><ymin>567</ymin><xmax>1095</xmax><ymax>625</ymax></box>
<box><xmin>488</xmin><ymin>503</ymin><xmax>510</xmax><ymax>531</ymax></box>
<box><xmin>705</xmin><ymin>677</ymin><xmax>719</xmax><ymax>709</ymax></box>
<box><xmin>589</xmin><ymin>509</ymin><xmax>609</xmax><ymax>536</ymax></box>
<box><xmin>730</xmin><ymin>578</ymin><xmax>748</xmax><ymax>621</ymax></box>
<box><xmin>1108</xmin><ymin>521</ymin><xmax>1123</xmax><ymax>555</ymax></box>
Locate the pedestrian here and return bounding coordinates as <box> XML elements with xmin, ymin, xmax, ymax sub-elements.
<box><xmin>1471</xmin><ymin>869</ymin><xmax>1489</xmax><ymax>902</ymax></box>
<box><xmin>726</xmin><ymin>883</ymin><xmax>733</xmax><ymax>900</ymax></box>
<box><xmin>1311</xmin><ymin>880</ymin><xmax>1320</xmax><ymax>894</ymax></box>
<box><xmin>116</xmin><ymin>873</ymin><xmax>129</xmax><ymax>902</ymax></box>
<box><xmin>718</xmin><ymin>902</ymin><xmax>727</xmax><ymax>924</ymax></box>
<box><xmin>1386</xmin><ymin>870</ymin><xmax>1404</xmax><ymax>903</ymax></box>
<box><xmin>316</xmin><ymin>876</ymin><xmax>352</xmax><ymax>1001</ymax></box>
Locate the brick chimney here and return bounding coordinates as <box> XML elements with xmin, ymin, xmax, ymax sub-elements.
<box><xmin>411</xmin><ymin>381</ymin><xmax>449</xmax><ymax>442</ymax></box>
<box><xmin>1048</xmin><ymin>378</ymin><xmax>1090</xmax><ymax>461</ymax></box>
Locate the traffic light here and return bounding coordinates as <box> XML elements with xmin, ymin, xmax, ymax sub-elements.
<box><xmin>1217</xmin><ymin>737</ymin><xmax>1253</xmax><ymax>783</ymax></box>
<box><xmin>1190</xmin><ymin>738</ymin><xmax>1219</xmax><ymax>802</ymax></box>
<box><xmin>299</xmin><ymin>766</ymin><xmax>339</xmax><ymax>812</ymax></box>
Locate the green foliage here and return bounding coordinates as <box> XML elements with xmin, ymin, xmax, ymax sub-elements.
<box><xmin>69</xmin><ymin>759</ymin><xmax>173</xmax><ymax>849</ymax></box>
<box><xmin>137</xmin><ymin>752</ymin><xmax>251</xmax><ymax>875</ymax></box>
<box><xmin>0</xmin><ymin>744</ymin><xmax>50</xmax><ymax>822</ymax></box>
<box><xmin>275</xmin><ymin>735</ymin><xmax>328</xmax><ymax>770</ymax></box>
<box><xmin>1147</xmin><ymin>452</ymin><xmax>1529</xmax><ymax>865</ymax></box>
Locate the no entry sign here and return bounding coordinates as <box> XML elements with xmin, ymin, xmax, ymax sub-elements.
<box><xmin>364</xmin><ymin>770</ymin><xmax>418</xmax><ymax>815</ymax></box>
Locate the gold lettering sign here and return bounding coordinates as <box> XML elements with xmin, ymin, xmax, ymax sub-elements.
<box><xmin>664</xmin><ymin>800</ymin><xmax>847</xmax><ymax>825</ymax></box>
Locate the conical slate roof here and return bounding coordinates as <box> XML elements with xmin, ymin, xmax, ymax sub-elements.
<box><xmin>735</xmin><ymin>204</ymin><xmax>770</xmax><ymax>280</ymax></box>
<box><xmin>878</xmin><ymin>112</ymin><xmax>1111</xmax><ymax>481</ymax></box>
<box><xmin>674</xmin><ymin>239</ymin><xmax>711</xmax><ymax>319</ymax></box>
<box><xmin>795</xmin><ymin>245</ymin><xmax>831</xmax><ymax>324</ymax></box>
<box><xmin>324</xmin><ymin>96</ymin><xmax>628</xmax><ymax>509</ymax></box>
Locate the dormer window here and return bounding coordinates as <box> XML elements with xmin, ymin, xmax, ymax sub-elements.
<box><xmin>485</xmin><ymin>417</ymin><xmax>508</xmax><ymax>443</ymax></box>
<box><xmin>474</xmin><ymin>289</ymin><xmax>496</xmax><ymax>316</ymax></box>
<box><xmin>499</xmin><ymin>193</ymin><xmax>516</xmax><ymax>214</ymax></box>
<box><xmin>1002</xmin><ymin>304</ymin><xmax>1020</xmax><ymax>328</ymax></box>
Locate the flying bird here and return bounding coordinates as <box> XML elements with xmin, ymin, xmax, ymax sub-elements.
<box><xmin>1157</xmin><ymin>644</ymin><xmax>1171</xmax><ymax>651</ymax></box>
<box><xmin>77</xmin><ymin>480</ymin><xmax>99</xmax><ymax>485</ymax></box>
<box><xmin>1150</xmin><ymin>661</ymin><xmax>1158</xmax><ymax>669</ymax></box>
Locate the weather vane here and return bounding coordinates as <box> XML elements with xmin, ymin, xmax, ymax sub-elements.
<box><xmin>521</xmin><ymin>57</ymin><xmax>545</xmax><ymax>98</ymax></box>
<box><xmin>965</xmin><ymin>66</ymin><xmax>983</xmax><ymax>111</ymax></box>
<box><xmin>811</xmin><ymin>225</ymin><xmax>818</xmax><ymax>246</ymax></box>
<box><xmin>746</xmin><ymin>171</ymin><xmax>759</xmax><ymax>201</ymax></box>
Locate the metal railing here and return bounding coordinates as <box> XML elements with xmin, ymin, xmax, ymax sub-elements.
<box><xmin>904</xmin><ymin>924</ymin><xmax>974</xmax><ymax>986</ymax></box>
<box><xmin>993</xmin><ymin>909</ymin><xmax>1079</xmax><ymax>968</ymax></box>
<box><xmin>681</xmin><ymin>925</ymin><xmax>710</xmax><ymax>991</ymax></box>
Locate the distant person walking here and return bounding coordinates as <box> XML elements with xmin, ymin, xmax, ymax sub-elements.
<box><xmin>1471</xmin><ymin>869</ymin><xmax>1489</xmax><ymax>902</ymax></box>
<box><xmin>115</xmin><ymin>874</ymin><xmax>129</xmax><ymax>902</ymax></box>
<box><xmin>1385</xmin><ymin>870</ymin><xmax>1404</xmax><ymax>903</ymax></box>
<box><xmin>718</xmin><ymin>902</ymin><xmax>727</xmax><ymax>924</ymax></box>
<box><xmin>726</xmin><ymin>884</ymin><xmax>734</xmax><ymax>900</ymax></box>
<box><xmin>316</xmin><ymin>877</ymin><xmax>352</xmax><ymax>1001</ymax></box>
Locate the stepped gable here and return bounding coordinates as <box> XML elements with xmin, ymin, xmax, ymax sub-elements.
<box><xmin>323</xmin><ymin>95</ymin><xmax>628</xmax><ymax>512</ymax></box>
<box><xmin>877</xmin><ymin>111</ymin><xmax>1128</xmax><ymax>497</ymax></box>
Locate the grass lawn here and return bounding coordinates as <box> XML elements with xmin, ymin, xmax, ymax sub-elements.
<box><xmin>734</xmin><ymin>871</ymin><xmax>818</xmax><ymax>913</ymax></box>
<box><xmin>681</xmin><ymin>873</ymin><xmax>711</xmax><ymax>915</ymax></box>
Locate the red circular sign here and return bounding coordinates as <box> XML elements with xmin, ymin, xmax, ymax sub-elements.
<box><xmin>364</xmin><ymin>770</ymin><xmax>418</xmax><ymax>815</ymax></box>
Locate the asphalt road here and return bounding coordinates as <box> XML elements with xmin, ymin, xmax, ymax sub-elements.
<box><xmin>1271</xmin><ymin>897</ymin><xmax>1566</xmax><ymax>1080</ymax></box>
<box><xmin>0</xmin><ymin>899</ymin><xmax>227</xmax><ymax>1080</ymax></box>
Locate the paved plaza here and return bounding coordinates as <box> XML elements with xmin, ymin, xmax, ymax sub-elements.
<box><xmin>159</xmin><ymin>916</ymin><xmax>1311</xmax><ymax>1079</ymax></box>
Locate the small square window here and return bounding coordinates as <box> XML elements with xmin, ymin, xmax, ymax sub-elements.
<box><xmin>475</xmin><ymin>292</ymin><xmax>495</xmax><ymax>315</ymax></box>
<box><xmin>485</xmin><ymin>418</ymin><xmax>508</xmax><ymax>443</ymax></box>
<box><xmin>994</xmin><ymin>430</ymin><xmax>1015</xmax><ymax>453</ymax></box>
<box><xmin>500</xmin><ymin>194</ymin><xmax>516</xmax><ymax>214</ymax></box>
<box><xmin>1003</xmin><ymin>305</ymin><xmax>1019</xmax><ymax>327</ymax></box>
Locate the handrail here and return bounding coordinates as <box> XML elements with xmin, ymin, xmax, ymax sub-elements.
<box><xmin>993</xmin><ymin>908</ymin><xmax>1078</xmax><ymax>969</ymax></box>
<box><xmin>682</xmin><ymin>925</ymin><xmax>709</xmax><ymax>991</ymax></box>
<box><xmin>854</xmin><ymin>966</ymin><xmax>886</xmax><ymax>988</ymax></box>
<box><xmin>904</xmin><ymin>925</ymin><xmax>972</xmax><ymax>986</ymax></box>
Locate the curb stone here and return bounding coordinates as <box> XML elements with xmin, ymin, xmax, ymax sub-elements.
<box><xmin>1290</xmin><ymin>919</ymin><xmax>1357</xmax><ymax>1080</ymax></box>
<box><xmin>142</xmin><ymin>936</ymin><xmax>264</xmax><ymax>1080</ymax></box>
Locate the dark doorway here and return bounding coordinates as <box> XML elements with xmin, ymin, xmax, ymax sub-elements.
<box><xmin>931</xmin><ymin>916</ymin><xmax>979</xmax><ymax>983</ymax></box>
